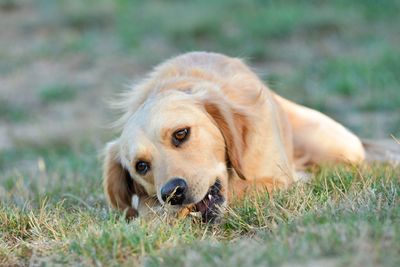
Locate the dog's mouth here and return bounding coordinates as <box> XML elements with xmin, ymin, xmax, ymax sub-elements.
<box><xmin>193</xmin><ymin>179</ymin><xmax>224</xmax><ymax>222</ymax></box>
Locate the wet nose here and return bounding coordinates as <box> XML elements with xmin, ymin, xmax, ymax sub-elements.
<box><xmin>161</xmin><ymin>178</ymin><xmax>187</xmax><ymax>205</ymax></box>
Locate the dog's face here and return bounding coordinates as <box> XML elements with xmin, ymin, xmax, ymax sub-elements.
<box><xmin>104</xmin><ymin>89</ymin><xmax>248</xmax><ymax>222</ymax></box>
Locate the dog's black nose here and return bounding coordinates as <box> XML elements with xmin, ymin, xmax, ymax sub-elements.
<box><xmin>161</xmin><ymin>178</ymin><xmax>187</xmax><ymax>205</ymax></box>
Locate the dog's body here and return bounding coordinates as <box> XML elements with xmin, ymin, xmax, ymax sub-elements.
<box><xmin>103</xmin><ymin>52</ymin><xmax>365</xmax><ymax>221</ymax></box>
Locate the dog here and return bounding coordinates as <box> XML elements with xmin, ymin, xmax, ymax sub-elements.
<box><xmin>103</xmin><ymin>52</ymin><xmax>365</xmax><ymax>222</ymax></box>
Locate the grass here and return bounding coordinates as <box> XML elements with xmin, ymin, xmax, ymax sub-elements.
<box><xmin>24</xmin><ymin>0</ymin><xmax>399</xmax><ymax>136</ymax></box>
<box><xmin>39</xmin><ymin>84</ymin><xmax>78</xmax><ymax>104</ymax></box>
<box><xmin>115</xmin><ymin>0</ymin><xmax>353</xmax><ymax>61</ymax></box>
<box><xmin>1</xmin><ymin>0</ymin><xmax>400</xmax><ymax>265</ymax></box>
<box><xmin>0</xmin><ymin>100</ymin><xmax>29</xmax><ymax>123</ymax></box>
<box><xmin>0</xmin><ymin>145</ymin><xmax>399</xmax><ymax>266</ymax></box>
<box><xmin>278</xmin><ymin>47</ymin><xmax>400</xmax><ymax>112</ymax></box>
<box><xmin>7</xmin><ymin>1</ymin><xmax>394</xmax><ymax>114</ymax></box>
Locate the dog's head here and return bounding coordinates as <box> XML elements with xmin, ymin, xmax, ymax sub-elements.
<box><xmin>103</xmin><ymin>85</ymin><xmax>249</xmax><ymax>222</ymax></box>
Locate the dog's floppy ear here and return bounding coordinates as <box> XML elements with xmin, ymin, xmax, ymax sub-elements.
<box><xmin>103</xmin><ymin>140</ymin><xmax>141</xmax><ymax>219</ymax></box>
<box><xmin>202</xmin><ymin>100</ymin><xmax>249</xmax><ymax>180</ymax></box>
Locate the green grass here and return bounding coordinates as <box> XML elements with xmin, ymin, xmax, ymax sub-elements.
<box><xmin>39</xmin><ymin>84</ymin><xmax>78</xmax><ymax>104</ymax></box>
<box><xmin>0</xmin><ymin>100</ymin><xmax>29</xmax><ymax>123</ymax></box>
<box><xmin>276</xmin><ymin>47</ymin><xmax>400</xmax><ymax>112</ymax></box>
<box><xmin>0</xmin><ymin>145</ymin><xmax>399</xmax><ymax>266</ymax></box>
<box><xmin>28</xmin><ymin>0</ymin><xmax>399</xmax><ymax>135</ymax></box>
<box><xmin>115</xmin><ymin>0</ymin><xmax>357</xmax><ymax>61</ymax></box>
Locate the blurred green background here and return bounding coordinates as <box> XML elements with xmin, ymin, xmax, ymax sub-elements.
<box><xmin>0</xmin><ymin>0</ymin><xmax>399</xmax><ymax>204</ymax></box>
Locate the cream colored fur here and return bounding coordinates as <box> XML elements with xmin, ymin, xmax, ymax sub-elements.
<box><xmin>103</xmin><ymin>52</ymin><xmax>365</xmax><ymax>218</ymax></box>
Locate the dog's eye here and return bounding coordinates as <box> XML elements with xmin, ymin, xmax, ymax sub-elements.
<box><xmin>135</xmin><ymin>161</ymin><xmax>150</xmax><ymax>175</ymax></box>
<box><xmin>172</xmin><ymin>128</ymin><xmax>190</xmax><ymax>147</ymax></box>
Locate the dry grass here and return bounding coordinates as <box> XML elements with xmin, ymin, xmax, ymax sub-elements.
<box><xmin>1</xmin><ymin>153</ymin><xmax>399</xmax><ymax>266</ymax></box>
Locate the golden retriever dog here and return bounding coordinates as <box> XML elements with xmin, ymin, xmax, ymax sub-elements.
<box><xmin>103</xmin><ymin>52</ymin><xmax>365</xmax><ymax>222</ymax></box>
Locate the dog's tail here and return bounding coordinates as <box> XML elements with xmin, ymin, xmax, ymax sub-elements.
<box><xmin>362</xmin><ymin>138</ymin><xmax>400</xmax><ymax>166</ymax></box>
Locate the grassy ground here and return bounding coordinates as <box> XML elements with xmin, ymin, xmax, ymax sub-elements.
<box><xmin>1</xmin><ymin>152</ymin><xmax>399</xmax><ymax>266</ymax></box>
<box><xmin>1</xmin><ymin>0</ymin><xmax>399</xmax><ymax>266</ymax></box>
